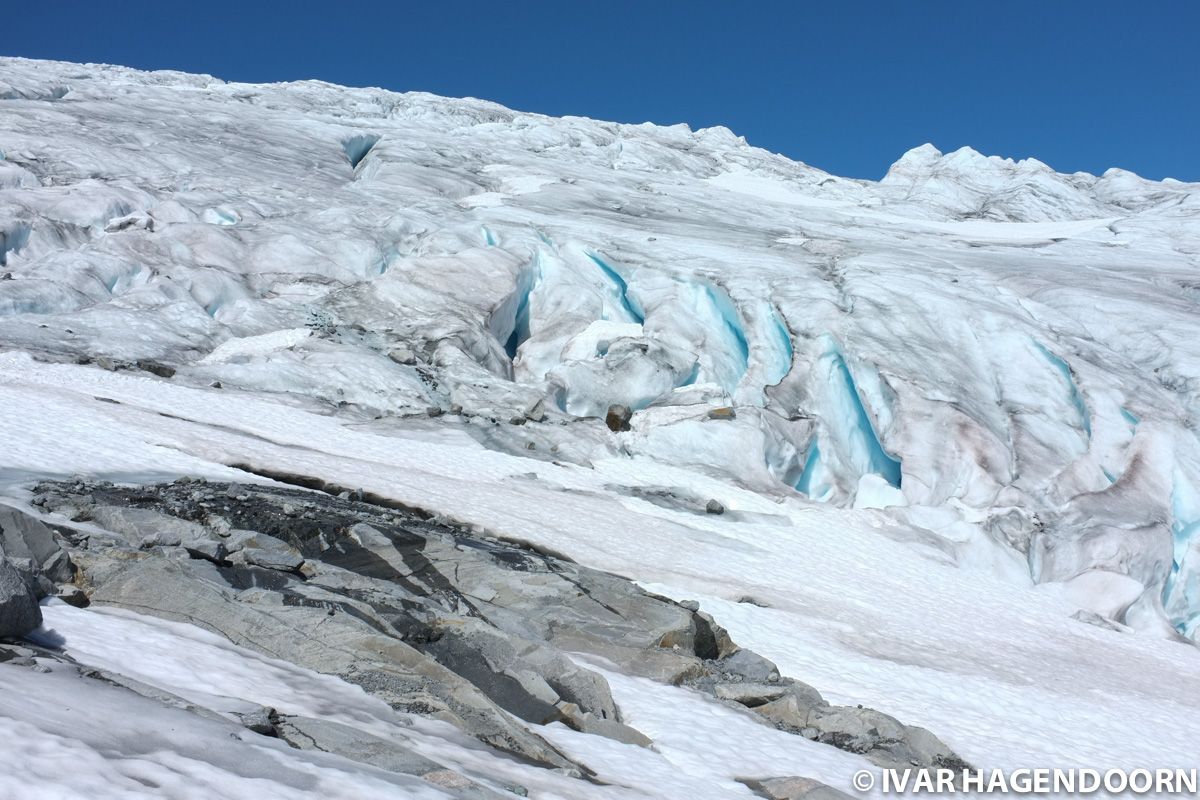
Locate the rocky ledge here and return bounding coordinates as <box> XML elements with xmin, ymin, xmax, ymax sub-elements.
<box><xmin>2</xmin><ymin>478</ymin><xmax>969</xmax><ymax>792</ymax></box>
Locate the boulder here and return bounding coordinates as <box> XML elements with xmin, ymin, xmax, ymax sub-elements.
<box><xmin>753</xmin><ymin>693</ymin><xmax>823</xmax><ymax>731</ymax></box>
<box><xmin>753</xmin><ymin>696</ymin><xmax>967</xmax><ymax>771</ymax></box>
<box><xmin>0</xmin><ymin>506</ymin><xmax>73</xmax><ymax>583</ymax></box>
<box><xmin>715</xmin><ymin>648</ymin><xmax>782</xmax><ymax>683</ymax></box>
<box><xmin>225</xmin><ymin>530</ymin><xmax>304</xmax><ymax>572</ymax></box>
<box><xmin>524</xmin><ymin>399</ymin><xmax>546</xmax><ymax>422</ymax></box>
<box><xmin>807</xmin><ymin>705</ymin><xmax>907</xmax><ymax>752</ymax></box>
<box><xmin>0</xmin><ymin>556</ymin><xmax>42</xmax><ymax>639</ymax></box>
<box><xmin>896</xmin><ymin>724</ymin><xmax>971</xmax><ymax>771</ymax></box>
<box><xmin>387</xmin><ymin>347</ymin><xmax>417</xmax><ymax>365</ymax></box>
<box><xmin>135</xmin><ymin>359</ymin><xmax>176</xmax><ymax>378</ymax></box>
<box><xmin>56</xmin><ymin>586</ymin><xmax>90</xmax><ymax>608</ymax></box>
<box><xmin>235</xmin><ymin>706</ymin><xmax>280</xmax><ymax>736</ymax></box>
<box><xmin>605</xmin><ymin>404</ymin><xmax>632</xmax><ymax>432</ymax></box>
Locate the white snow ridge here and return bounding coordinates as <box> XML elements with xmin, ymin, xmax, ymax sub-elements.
<box><xmin>1</xmin><ymin>57</ymin><xmax>1199</xmax><ymax>800</ymax></box>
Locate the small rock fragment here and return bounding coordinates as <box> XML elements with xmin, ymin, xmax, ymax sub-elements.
<box><xmin>236</xmin><ymin>706</ymin><xmax>280</xmax><ymax>737</ymax></box>
<box><xmin>56</xmin><ymin>586</ymin><xmax>90</xmax><ymax>608</ymax></box>
<box><xmin>714</xmin><ymin>682</ymin><xmax>789</xmax><ymax>707</ymax></box>
<box><xmin>388</xmin><ymin>347</ymin><xmax>417</xmax><ymax>365</ymax></box>
<box><xmin>136</xmin><ymin>360</ymin><xmax>176</xmax><ymax>378</ymax></box>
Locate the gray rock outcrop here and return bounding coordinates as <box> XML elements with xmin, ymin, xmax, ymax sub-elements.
<box><xmin>28</xmin><ymin>478</ymin><xmax>970</xmax><ymax>779</ymax></box>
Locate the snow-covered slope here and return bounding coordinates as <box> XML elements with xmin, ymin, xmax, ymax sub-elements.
<box><xmin>1</xmin><ymin>57</ymin><xmax>1199</xmax><ymax>798</ymax></box>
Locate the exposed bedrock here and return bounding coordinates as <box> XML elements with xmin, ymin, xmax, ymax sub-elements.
<box><xmin>22</xmin><ymin>479</ymin><xmax>969</xmax><ymax>776</ymax></box>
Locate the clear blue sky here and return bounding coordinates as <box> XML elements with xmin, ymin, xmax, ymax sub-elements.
<box><xmin>5</xmin><ymin>1</ymin><xmax>1196</xmax><ymax>181</ymax></box>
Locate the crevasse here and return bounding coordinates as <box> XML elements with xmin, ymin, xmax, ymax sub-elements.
<box><xmin>1165</xmin><ymin>471</ymin><xmax>1200</xmax><ymax>636</ymax></box>
<box><xmin>811</xmin><ymin>337</ymin><xmax>903</xmax><ymax>492</ymax></box>
<box><xmin>1033</xmin><ymin>341</ymin><xmax>1091</xmax><ymax>438</ymax></box>
<box><xmin>586</xmin><ymin>251</ymin><xmax>644</xmax><ymax>323</ymax></box>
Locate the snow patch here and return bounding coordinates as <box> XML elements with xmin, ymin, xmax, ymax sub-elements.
<box><xmin>201</xmin><ymin>207</ymin><xmax>240</xmax><ymax>226</ymax></box>
<box><xmin>198</xmin><ymin>328</ymin><xmax>314</xmax><ymax>365</ymax></box>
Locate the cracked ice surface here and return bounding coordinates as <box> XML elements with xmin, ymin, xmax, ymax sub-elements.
<box><xmin>1</xmin><ymin>56</ymin><xmax>1199</xmax><ymax>796</ymax></box>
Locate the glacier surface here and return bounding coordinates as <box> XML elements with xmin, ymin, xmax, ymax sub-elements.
<box><xmin>1</xmin><ymin>57</ymin><xmax>1199</xmax><ymax>798</ymax></box>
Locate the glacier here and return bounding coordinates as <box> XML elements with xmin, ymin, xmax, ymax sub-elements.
<box><xmin>1</xmin><ymin>56</ymin><xmax>1199</xmax><ymax>798</ymax></box>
